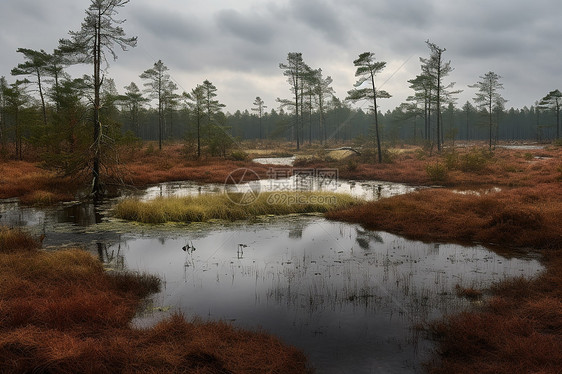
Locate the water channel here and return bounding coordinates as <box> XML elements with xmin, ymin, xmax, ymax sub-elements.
<box><xmin>0</xmin><ymin>178</ymin><xmax>543</xmax><ymax>373</ymax></box>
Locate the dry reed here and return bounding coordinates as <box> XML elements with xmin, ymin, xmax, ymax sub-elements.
<box><xmin>116</xmin><ymin>191</ymin><xmax>360</xmax><ymax>224</ymax></box>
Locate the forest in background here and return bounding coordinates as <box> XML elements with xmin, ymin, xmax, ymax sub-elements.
<box><xmin>1</xmin><ymin>67</ymin><xmax>560</xmax><ymax>160</ymax></box>
<box><xmin>0</xmin><ymin>0</ymin><xmax>560</xmax><ymax>169</ymax></box>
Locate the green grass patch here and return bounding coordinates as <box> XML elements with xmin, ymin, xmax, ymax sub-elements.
<box><xmin>426</xmin><ymin>162</ymin><xmax>448</xmax><ymax>182</ymax></box>
<box><xmin>115</xmin><ymin>192</ymin><xmax>361</xmax><ymax>224</ymax></box>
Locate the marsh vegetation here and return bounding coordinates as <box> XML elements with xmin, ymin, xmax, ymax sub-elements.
<box><xmin>0</xmin><ymin>0</ymin><xmax>561</xmax><ymax>372</ymax></box>
<box><xmin>115</xmin><ymin>191</ymin><xmax>360</xmax><ymax>224</ymax></box>
<box><xmin>0</xmin><ymin>228</ymin><xmax>311</xmax><ymax>374</ymax></box>
<box><xmin>0</xmin><ymin>142</ymin><xmax>560</xmax><ymax>372</ymax></box>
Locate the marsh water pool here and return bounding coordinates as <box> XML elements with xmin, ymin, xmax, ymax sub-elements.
<box><xmin>0</xmin><ymin>179</ymin><xmax>543</xmax><ymax>373</ymax></box>
<box><xmin>497</xmin><ymin>144</ymin><xmax>546</xmax><ymax>150</ymax></box>
<box><xmin>252</xmin><ymin>156</ymin><xmax>296</xmax><ymax>166</ymax></box>
<box><xmin>140</xmin><ymin>177</ymin><xmax>418</xmax><ymax>202</ymax></box>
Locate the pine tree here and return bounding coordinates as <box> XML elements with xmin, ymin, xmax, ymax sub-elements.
<box><xmin>183</xmin><ymin>85</ymin><xmax>206</xmax><ymax>158</ymax></box>
<box><xmin>11</xmin><ymin>48</ymin><xmax>50</xmax><ymax>127</ymax></box>
<box><xmin>469</xmin><ymin>71</ymin><xmax>506</xmax><ymax>149</ymax></box>
<box><xmin>251</xmin><ymin>97</ymin><xmax>267</xmax><ymax>140</ymax></box>
<box><xmin>59</xmin><ymin>0</ymin><xmax>137</xmax><ymax>199</ymax></box>
<box><xmin>538</xmin><ymin>89</ymin><xmax>562</xmax><ymax>140</ymax></box>
<box><xmin>278</xmin><ymin>53</ymin><xmax>307</xmax><ymax>150</ymax></box>
<box><xmin>347</xmin><ymin>52</ymin><xmax>391</xmax><ymax>163</ymax></box>
<box><xmin>140</xmin><ymin>60</ymin><xmax>171</xmax><ymax>150</ymax></box>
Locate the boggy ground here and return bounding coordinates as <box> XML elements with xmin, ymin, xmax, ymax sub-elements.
<box><xmin>297</xmin><ymin>143</ymin><xmax>562</xmax><ymax>187</ymax></box>
<box><xmin>2</xmin><ymin>141</ymin><xmax>560</xmax><ymax>203</ymax></box>
<box><xmin>119</xmin><ymin>143</ymin><xmax>272</xmax><ymax>186</ymax></box>
<box><xmin>0</xmin><ymin>228</ymin><xmax>312</xmax><ymax>374</ymax></box>
<box><xmin>327</xmin><ymin>183</ymin><xmax>562</xmax><ymax>249</ymax></box>
<box><xmin>425</xmin><ymin>253</ymin><xmax>562</xmax><ymax>374</ymax></box>
<box><xmin>0</xmin><ymin>143</ymin><xmax>270</xmax><ymax>204</ymax></box>
<box><xmin>123</xmin><ymin>141</ymin><xmax>562</xmax><ymax>373</ymax></box>
<box><xmin>323</xmin><ymin>144</ymin><xmax>562</xmax><ymax>374</ymax></box>
<box><xmin>2</xmin><ymin>141</ymin><xmax>561</xmax><ymax>373</ymax></box>
<box><xmin>0</xmin><ymin>161</ymin><xmax>79</xmax><ymax>205</ymax></box>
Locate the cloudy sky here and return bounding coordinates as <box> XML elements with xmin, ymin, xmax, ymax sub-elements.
<box><xmin>1</xmin><ymin>0</ymin><xmax>560</xmax><ymax>113</ymax></box>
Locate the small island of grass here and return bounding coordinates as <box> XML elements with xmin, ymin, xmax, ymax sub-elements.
<box><xmin>115</xmin><ymin>191</ymin><xmax>362</xmax><ymax>224</ymax></box>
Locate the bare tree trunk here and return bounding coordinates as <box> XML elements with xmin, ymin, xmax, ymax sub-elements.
<box><xmin>489</xmin><ymin>99</ymin><xmax>493</xmax><ymax>150</ymax></box>
<box><xmin>466</xmin><ymin>109</ymin><xmax>469</xmax><ymax>141</ymax></box>
<box><xmin>158</xmin><ymin>82</ymin><xmax>163</xmax><ymax>150</ymax></box>
<box><xmin>92</xmin><ymin>10</ymin><xmax>102</xmax><ymax>199</ymax></box>
<box><xmin>371</xmin><ymin>72</ymin><xmax>382</xmax><ymax>163</ymax></box>
<box><xmin>37</xmin><ymin>70</ymin><xmax>48</xmax><ymax>127</ymax></box>
<box><xmin>556</xmin><ymin>99</ymin><xmax>560</xmax><ymax>139</ymax></box>
<box><xmin>197</xmin><ymin>112</ymin><xmax>201</xmax><ymax>159</ymax></box>
<box><xmin>15</xmin><ymin>108</ymin><xmax>20</xmax><ymax>160</ymax></box>
<box><xmin>295</xmin><ymin>84</ymin><xmax>300</xmax><ymax>151</ymax></box>
<box><xmin>436</xmin><ymin>52</ymin><xmax>442</xmax><ymax>152</ymax></box>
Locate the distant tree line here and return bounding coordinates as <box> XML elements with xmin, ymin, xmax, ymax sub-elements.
<box><xmin>2</xmin><ymin>46</ymin><xmax>559</xmax><ymax>161</ymax></box>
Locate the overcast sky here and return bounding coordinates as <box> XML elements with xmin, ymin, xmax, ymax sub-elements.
<box><xmin>1</xmin><ymin>0</ymin><xmax>560</xmax><ymax>113</ymax></box>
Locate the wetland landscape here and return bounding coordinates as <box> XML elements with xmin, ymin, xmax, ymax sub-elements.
<box><xmin>1</xmin><ymin>142</ymin><xmax>560</xmax><ymax>373</ymax></box>
<box><xmin>1</xmin><ymin>1</ymin><xmax>561</xmax><ymax>371</ymax></box>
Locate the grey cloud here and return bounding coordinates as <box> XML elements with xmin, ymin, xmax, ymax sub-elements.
<box><xmin>453</xmin><ymin>24</ymin><xmax>551</xmax><ymax>62</ymax></box>
<box><xmin>1</xmin><ymin>0</ymin><xmax>561</xmax><ymax>112</ymax></box>
<box><xmin>456</xmin><ymin>34</ymin><xmax>522</xmax><ymax>59</ymax></box>
<box><xmin>288</xmin><ymin>0</ymin><xmax>351</xmax><ymax>45</ymax></box>
<box><xmin>347</xmin><ymin>0</ymin><xmax>435</xmax><ymax>28</ymax></box>
<box><xmin>6</xmin><ymin>0</ymin><xmax>80</xmax><ymax>24</ymax></box>
<box><xmin>338</xmin><ymin>0</ymin><xmax>436</xmax><ymax>58</ymax></box>
<box><xmin>215</xmin><ymin>9</ymin><xmax>276</xmax><ymax>45</ymax></box>
<box><xmin>10</xmin><ymin>1</ymin><xmax>49</xmax><ymax>23</ymax></box>
<box><xmin>452</xmin><ymin>0</ymin><xmax>557</xmax><ymax>33</ymax></box>
<box><xmin>131</xmin><ymin>6</ymin><xmax>207</xmax><ymax>45</ymax></box>
<box><xmin>124</xmin><ymin>5</ymin><xmax>213</xmax><ymax>73</ymax></box>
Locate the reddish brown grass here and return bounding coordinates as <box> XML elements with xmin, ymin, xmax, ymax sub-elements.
<box><xmin>0</xmin><ymin>227</ymin><xmax>41</xmax><ymax>252</ymax></box>
<box><xmin>324</xmin><ymin>148</ymin><xmax>562</xmax><ymax>373</ymax></box>
<box><xmin>0</xmin><ymin>144</ymin><xmax>272</xmax><ymax>203</ymax></box>
<box><xmin>327</xmin><ymin>182</ymin><xmax>562</xmax><ymax>249</ymax></box>
<box><xmin>427</xmin><ymin>254</ymin><xmax>562</xmax><ymax>374</ymax></box>
<box><xmin>0</xmin><ymin>229</ymin><xmax>311</xmax><ymax>374</ymax></box>
<box><xmin>454</xmin><ymin>285</ymin><xmax>483</xmax><ymax>300</ymax></box>
<box><xmin>3</xmin><ymin>143</ymin><xmax>560</xmax><ymax>204</ymax></box>
<box><xmin>0</xmin><ymin>161</ymin><xmax>79</xmax><ymax>203</ymax></box>
<box><xmin>298</xmin><ymin>145</ymin><xmax>562</xmax><ymax>188</ymax></box>
<box><xmin>116</xmin><ymin>143</ymin><xmax>274</xmax><ymax>186</ymax></box>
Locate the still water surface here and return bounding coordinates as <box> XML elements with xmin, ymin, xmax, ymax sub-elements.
<box><xmin>0</xmin><ymin>180</ymin><xmax>543</xmax><ymax>373</ymax></box>
<box><xmin>141</xmin><ymin>178</ymin><xmax>418</xmax><ymax>201</ymax></box>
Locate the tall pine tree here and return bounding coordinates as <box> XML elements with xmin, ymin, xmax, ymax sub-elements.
<box><xmin>59</xmin><ymin>0</ymin><xmax>136</xmax><ymax>199</ymax></box>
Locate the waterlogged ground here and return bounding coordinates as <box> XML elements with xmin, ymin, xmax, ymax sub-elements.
<box><xmin>0</xmin><ymin>178</ymin><xmax>544</xmax><ymax>373</ymax></box>
<box><xmin>123</xmin><ymin>217</ymin><xmax>541</xmax><ymax>373</ymax></box>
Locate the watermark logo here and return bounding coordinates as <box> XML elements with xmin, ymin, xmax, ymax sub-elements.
<box><xmin>267</xmin><ymin>168</ymin><xmax>339</xmax><ymax>192</ymax></box>
<box><xmin>224</xmin><ymin>168</ymin><xmax>261</xmax><ymax>205</ymax></box>
<box><xmin>265</xmin><ymin>192</ymin><xmax>338</xmax><ymax>206</ymax></box>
